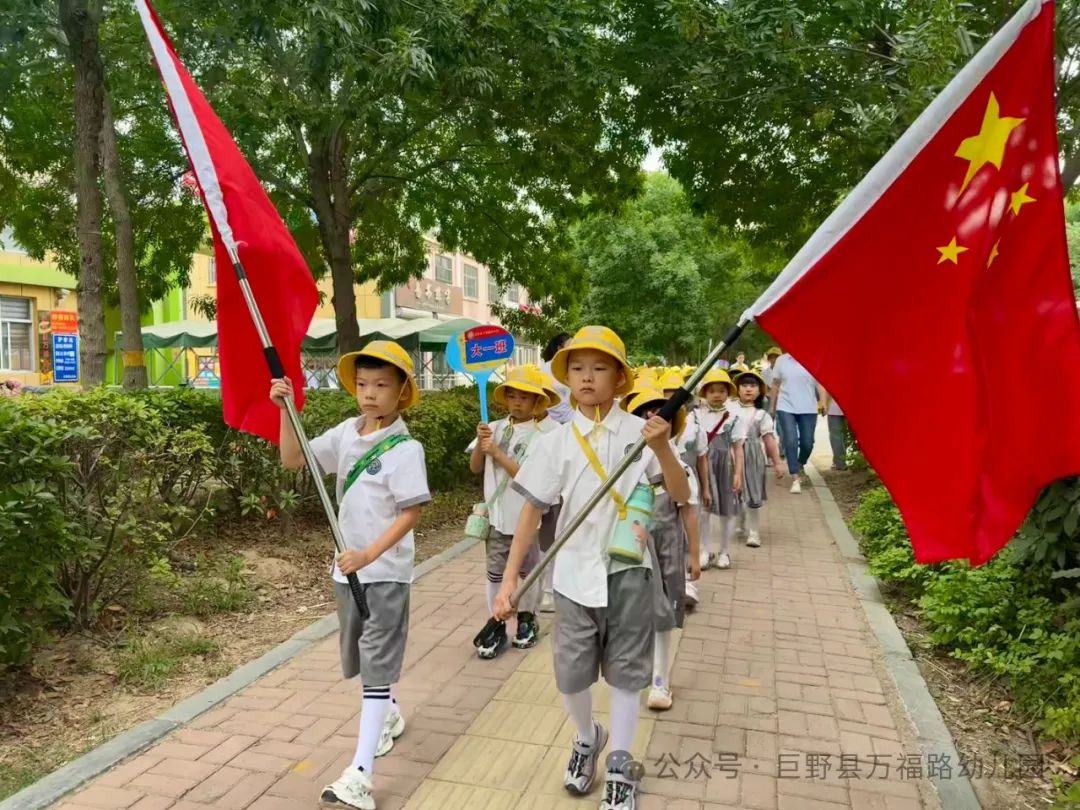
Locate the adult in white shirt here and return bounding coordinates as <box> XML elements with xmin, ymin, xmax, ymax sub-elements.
<box><xmin>769</xmin><ymin>353</ymin><xmax>822</xmax><ymax>492</ymax></box>
<box><xmin>540</xmin><ymin>333</ymin><xmax>573</xmax><ymax>424</ymax></box>
<box><xmin>822</xmin><ymin>390</ymin><xmax>848</xmax><ymax>471</ymax></box>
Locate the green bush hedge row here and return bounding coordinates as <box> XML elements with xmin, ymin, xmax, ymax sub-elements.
<box><xmin>0</xmin><ymin>386</ymin><xmax>496</xmax><ymax>668</ymax></box>
<box><xmin>851</xmin><ymin>483</ymin><xmax>1080</xmax><ymax>747</ymax></box>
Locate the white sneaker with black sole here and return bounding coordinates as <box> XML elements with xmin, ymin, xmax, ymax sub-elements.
<box><xmin>790</xmin><ymin>479</ymin><xmax>802</xmax><ymax>494</ymax></box>
<box><xmin>564</xmin><ymin>719</ymin><xmax>608</xmax><ymax>795</ymax></box>
<box><xmin>321</xmin><ymin>767</ymin><xmax>375</xmax><ymax>809</ymax></box>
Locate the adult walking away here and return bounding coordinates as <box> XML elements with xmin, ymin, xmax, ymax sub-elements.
<box><xmin>769</xmin><ymin>352</ymin><xmax>822</xmax><ymax>494</ymax></box>
<box><xmin>822</xmin><ymin>390</ymin><xmax>849</xmax><ymax>471</ymax></box>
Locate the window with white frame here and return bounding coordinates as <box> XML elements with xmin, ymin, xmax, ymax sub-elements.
<box><xmin>487</xmin><ymin>272</ymin><xmax>499</xmax><ymax>303</ymax></box>
<box><xmin>207</xmin><ymin>256</ymin><xmax>217</xmax><ymax>285</ymax></box>
<box><xmin>504</xmin><ymin>284</ymin><xmax>520</xmax><ymax>304</ymax></box>
<box><xmin>434</xmin><ymin>254</ymin><xmax>453</xmax><ymax>284</ymax></box>
<box><xmin>463</xmin><ymin>264</ymin><xmax>479</xmax><ymax>299</ymax></box>
<box><xmin>0</xmin><ymin>296</ymin><xmax>33</xmax><ymax>371</ymax></box>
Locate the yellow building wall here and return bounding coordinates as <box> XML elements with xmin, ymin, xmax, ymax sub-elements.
<box><xmin>0</xmin><ymin>277</ymin><xmax>80</xmax><ymax>387</ymax></box>
<box><xmin>313</xmin><ymin>277</ymin><xmax>382</xmax><ymax>320</ymax></box>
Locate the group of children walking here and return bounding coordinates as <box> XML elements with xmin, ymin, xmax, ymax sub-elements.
<box><xmin>268</xmin><ymin>327</ymin><xmax>788</xmax><ymax>810</ymax></box>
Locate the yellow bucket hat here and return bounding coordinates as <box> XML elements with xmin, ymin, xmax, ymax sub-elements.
<box><xmin>699</xmin><ymin>367</ymin><xmax>736</xmax><ymax>396</ymax></box>
<box><xmin>494</xmin><ymin>365</ymin><xmax>552</xmax><ymax>415</ymax></box>
<box><xmin>732</xmin><ymin>368</ymin><xmax>768</xmax><ymax>392</ymax></box>
<box><xmin>550</xmin><ymin>325</ymin><xmax>634</xmax><ymax>397</ymax></box>
<box><xmin>337</xmin><ymin>340</ymin><xmax>420</xmax><ymax>410</ymax></box>
<box><xmin>658</xmin><ymin>370</ymin><xmax>685</xmax><ymax>392</ymax></box>
<box><xmin>624</xmin><ymin>387</ymin><xmax>686</xmax><ymax>438</ymax></box>
<box><xmin>766</xmin><ymin>346</ymin><xmax>783</xmax><ymax>358</ymax></box>
<box><xmin>619</xmin><ymin>375</ymin><xmax>664</xmax><ymax>412</ymax></box>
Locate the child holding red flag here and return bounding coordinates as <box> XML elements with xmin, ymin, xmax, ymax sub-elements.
<box><xmin>494</xmin><ymin>326</ymin><xmax>689</xmax><ymax>810</ymax></box>
<box><xmin>271</xmin><ymin>341</ymin><xmax>429</xmax><ymax>810</ymax></box>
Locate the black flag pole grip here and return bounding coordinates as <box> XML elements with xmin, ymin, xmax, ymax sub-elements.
<box><xmin>229</xmin><ymin>254</ymin><xmax>368</xmax><ymax>622</ymax></box>
<box><xmin>474</xmin><ymin>318</ymin><xmax>751</xmax><ymax>645</ymax></box>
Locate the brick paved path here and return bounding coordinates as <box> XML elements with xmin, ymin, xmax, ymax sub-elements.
<box><xmin>52</xmin><ymin>466</ymin><xmax>937</xmax><ymax>810</ymax></box>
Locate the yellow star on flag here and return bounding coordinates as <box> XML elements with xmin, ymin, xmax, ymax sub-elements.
<box><xmin>987</xmin><ymin>240</ymin><xmax>1001</xmax><ymax>268</ymax></box>
<box><xmin>955</xmin><ymin>93</ymin><xmax>1025</xmax><ymax>193</ymax></box>
<box><xmin>937</xmin><ymin>237</ymin><xmax>969</xmax><ymax>265</ymax></box>
<box><xmin>1009</xmin><ymin>183</ymin><xmax>1036</xmax><ymax>216</ymax></box>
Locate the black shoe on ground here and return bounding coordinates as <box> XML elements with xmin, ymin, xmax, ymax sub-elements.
<box><xmin>476</xmin><ymin>620</ymin><xmax>508</xmax><ymax>659</ymax></box>
<box><xmin>512</xmin><ymin>611</ymin><xmax>540</xmax><ymax>649</ymax></box>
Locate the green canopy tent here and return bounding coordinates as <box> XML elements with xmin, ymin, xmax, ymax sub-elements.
<box><xmin>130</xmin><ymin>316</ymin><xmax>483</xmax><ymax>388</ymax></box>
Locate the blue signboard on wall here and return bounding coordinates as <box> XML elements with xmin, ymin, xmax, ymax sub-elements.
<box><xmin>52</xmin><ymin>334</ymin><xmax>79</xmax><ymax>383</ymax></box>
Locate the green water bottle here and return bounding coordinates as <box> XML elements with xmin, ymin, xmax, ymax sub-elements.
<box><xmin>607</xmin><ymin>484</ymin><xmax>655</xmax><ymax>564</ymax></box>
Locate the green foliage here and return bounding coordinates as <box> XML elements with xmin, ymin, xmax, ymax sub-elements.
<box><xmin>574</xmin><ymin>173</ymin><xmax>770</xmax><ymax>362</ymax></box>
<box><xmin>115</xmin><ymin>633</ymin><xmax>219</xmax><ymax>690</ymax></box>
<box><xmin>0</xmin><ymin>403</ymin><xmax>76</xmax><ymax>667</ymax></box>
<box><xmin>851</xmin><ymin>483</ymin><xmax>1080</xmax><ymax>745</ymax></box>
<box><xmin>181</xmin><ymin>556</ymin><xmax>254</xmax><ymax>618</ymax></box>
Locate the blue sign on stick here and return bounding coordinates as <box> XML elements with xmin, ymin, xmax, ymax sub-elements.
<box><xmin>52</xmin><ymin>334</ymin><xmax>79</xmax><ymax>383</ymax></box>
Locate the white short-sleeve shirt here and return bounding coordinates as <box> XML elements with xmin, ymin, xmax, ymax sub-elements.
<box><xmin>512</xmin><ymin>405</ymin><xmax>663</xmax><ymax>608</ymax></box>
<box><xmin>479</xmin><ymin>418</ymin><xmax>542</xmax><ymax>534</ymax></box>
<box><xmin>676</xmin><ymin>407</ymin><xmax>708</xmax><ymax>460</ymax></box>
<box><xmin>731</xmin><ymin>402</ymin><xmax>776</xmax><ymax>437</ymax></box>
<box><xmin>310</xmin><ymin>416</ymin><xmax>431</xmax><ymax>584</ymax></box>
<box><xmin>773</xmin><ymin>354</ymin><xmax>820</xmax><ymax>415</ymax></box>
<box><xmin>540</xmin><ymin>361</ymin><xmax>574</xmax><ymax>424</ymax></box>
<box><xmin>700</xmin><ymin>407</ymin><xmax>750</xmax><ymax>443</ymax></box>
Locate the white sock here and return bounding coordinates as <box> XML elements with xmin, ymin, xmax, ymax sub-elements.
<box><xmin>652</xmin><ymin>631</ymin><xmax>672</xmax><ymax>688</ymax></box>
<box><xmin>541</xmin><ymin>564</ymin><xmax>554</xmax><ymax>598</ymax></box>
<box><xmin>609</xmin><ymin>686</ymin><xmax>640</xmax><ymax>753</ymax></box>
<box><xmin>517</xmin><ymin>572</ymin><xmax>538</xmax><ymax>613</ymax></box>
<box><xmin>351</xmin><ymin>686</ymin><xmax>392</xmax><ymax>773</ymax></box>
<box><xmin>747</xmin><ymin>508</ymin><xmax>761</xmax><ymax>534</ymax></box>
<box><xmin>485</xmin><ymin>578</ymin><xmax>501</xmax><ymax>616</ymax></box>
<box><xmin>562</xmin><ymin>688</ymin><xmax>595</xmax><ymax>745</ymax></box>
<box><xmin>718</xmin><ymin>515</ymin><xmax>735</xmax><ymax>554</ymax></box>
<box><xmin>699</xmin><ymin>510</ymin><xmax>713</xmax><ymax>556</ymax></box>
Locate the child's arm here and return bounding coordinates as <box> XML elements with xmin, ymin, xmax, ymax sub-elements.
<box><xmin>696</xmin><ymin>454</ymin><xmax>711</xmax><ymax>509</ymax></box>
<box><xmin>682</xmin><ymin>507</ymin><xmax>701</xmax><ymax>581</ymax></box>
<box><xmin>488</xmin><ymin>444</ymin><xmax>521</xmax><ymax>477</ymax></box>
<box><xmin>732</xmin><ymin>440</ymin><xmax>745</xmax><ymax>494</ymax></box>
<box><xmin>270</xmin><ymin>378</ymin><xmax>304</xmax><ymax>469</ymax></box>
<box><xmin>644</xmin><ymin>417</ymin><xmax>690</xmax><ymax>504</ymax></box>
<box><xmin>764</xmin><ymin>433</ymin><xmax>784</xmax><ymax>478</ymax></box>
<box><xmin>338</xmin><ymin>505</ymin><xmax>423</xmax><ymax>574</ymax></box>
<box><xmin>493</xmin><ymin>501</ymin><xmax>543</xmax><ymax>619</ymax></box>
<box><xmin>469</xmin><ymin>422</ymin><xmax>491</xmax><ymax>474</ymax></box>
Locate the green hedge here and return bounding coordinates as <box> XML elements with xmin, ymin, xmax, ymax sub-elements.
<box><xmin>0</xmin><ymin>385</ymin><xmax>497</xmax><ymax>669</ymax></box>
<box><xmin>851</xmin><ymin>483</ymin><xmax>1080</xmax><ymax>748</ymax></box>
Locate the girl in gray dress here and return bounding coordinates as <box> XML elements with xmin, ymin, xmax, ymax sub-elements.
<box><xmin>699</xmin><ymin>369</ymin><xmax>746</xmax><ymax>570</ymax></box>
<box><xmin>731</xmin><ymin>370</ymin><xmax>784</xmax><ymax>547</ymax></box>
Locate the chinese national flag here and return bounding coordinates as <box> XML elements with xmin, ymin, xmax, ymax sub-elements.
<box><xmin>748</xmin><ymin>0</ymin><xmax>1080</xmax><ymax>564</ymax></box>
<box><xmin>135</xmin><ymin>0</ymin><xmax>318</xmax><ymax>443</ymax></box>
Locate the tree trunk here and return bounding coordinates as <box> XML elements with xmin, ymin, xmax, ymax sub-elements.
<box><xmin>58</xmin><ymin>0</ymin><xmax>107</xmax><ymax>387</ymax></box>
<box><xmin>100</xmin><ymin>91</ymin><xmax>147</xmax><ymax>389</ymax></box>
<box><xmin>1061</xmin><ymin>154</ymin><xmax>1079</xmax><ymax>199</ymax></box>
<box><xmin>306</xmin><ymin>126</ymin><xmax>360</xmax><ymax>353</ymax></box>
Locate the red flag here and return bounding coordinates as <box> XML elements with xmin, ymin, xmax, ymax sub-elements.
<box><xmin>747</xmin><ymin>0</ymin><xmax>1080</xmax><ymax>564</ymax></box>
<box><xmin>135</xmin><ymin>0</ymin><xmax>318</xmax><ymax>443</ymax></box>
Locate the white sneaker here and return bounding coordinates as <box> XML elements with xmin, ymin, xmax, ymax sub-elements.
<box><xmin>685</xmin><ymin>580</ymin><xmax>699</xmax><ymax>610</ymax></box>
<box><xmin>647</xmin><ymin>683</ymin><xmax>673</xmax><ymax>711</ymax></box>
<box><xmin>716</xmin><ymin>553</ymin><xmax>731</xmax><ymax>569</ymax></box>
<box><xmin>699</xmin><ymin>551</ymin><xmax>715</xmax><ymax>570</ymax></box>
<box><xmin>375</xmin><ymin>705</ymin><xmax>405</xmax><ymax>757</ymax></box>
<box><xmin>321</xmin><ymin>767</ymin><xmax>375</xmax><ymax>809</ymax></box>
<box><xmin>539</xmin><ymin>589</ymin><xmax>555</xmax><ymax>613</ymax></box>
<box><xmin>790</xmin><ymin>479</ymin><xmax>802</xmax><ymax>494</ymax></box>
<box><xmin>746</xmin><ymin>532</ymin><xmax>761</xmax><ymax>548</ymax></box>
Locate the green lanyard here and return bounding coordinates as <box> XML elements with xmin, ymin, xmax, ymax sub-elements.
<box><xmin>341</xmin><ymin>434</ymin><xmax>413</xmax><ymax>497</ymax></box>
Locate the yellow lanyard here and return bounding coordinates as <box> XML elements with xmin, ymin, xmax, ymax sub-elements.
<box><xmin>572</xmin><ymin>422</ymin><xmax>628</xmax><ymax>520</ymax></box>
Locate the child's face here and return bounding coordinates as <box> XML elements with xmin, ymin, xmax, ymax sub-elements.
<box><xmin>504</xmin><ymin>388</ymin><xmax>539</xmax><ymax>421</ymax></box>
<box><xmin>703</xmin><ymin>383</ymin><xmax>729</xmax><ymax>408</ymax></box>
<box><xmin>738</xmin><ymin>381</ymin><xmax>760</xmax><ymax>403</ymax></box>
<box><xmin>355</xmin><ymin>365</ymin><xmax>406</xmax><ymax>420</ymax></box>
<box><xmin>567</xmin><ymin>349</ymin><xmax>624</xmax><ymax>407</ymax></box>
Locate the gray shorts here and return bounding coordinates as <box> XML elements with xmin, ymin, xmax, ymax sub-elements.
<box><xmin>334</xmin><ymin>581</ymin><xmax>409</xmax><ymax>685</ymax></box>
<box><xmin>486</xmin><ymin>529</ymin><xmax>539</xmax><ymax>579</ymax></box>
<box><xmin>553</xmin><ymin>568</ymin><xmax>654</xmax><ymax>694</ymax></box>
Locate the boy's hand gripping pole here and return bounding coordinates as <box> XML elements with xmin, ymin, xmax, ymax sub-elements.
<box><xmin>474</xmin><ymin>320</ymin><xmax>748</xmax><ymax>645</ymax></box>
<box><xmin>228</xmin><ymin>250</ymin><xmax>369</xmax><ymax>621</ymax></box>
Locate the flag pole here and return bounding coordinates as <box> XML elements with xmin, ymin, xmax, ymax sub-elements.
<box><xmin>226</xmin><ymin>247</ymin><xmax>369</xmax><ymax>621</ymax></box>
<box><xmin>474</xmin><ymin>318</ymin><xmax>749</xmax><ymax>645</ymax></box>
